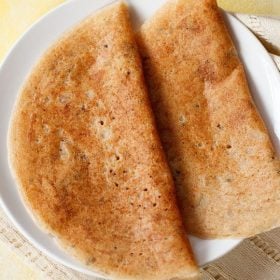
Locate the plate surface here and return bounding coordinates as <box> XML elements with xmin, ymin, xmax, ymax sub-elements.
<box><xmin>1</xmin><ymin>0</ymin><xmax>280</xmax><ymax>276</ymax></box>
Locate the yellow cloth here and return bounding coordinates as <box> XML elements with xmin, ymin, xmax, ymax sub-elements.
<box><xmin>217</xmin><ymin>0</ymin><xmax>280</xmax><ymax>15</ymax></box>
<box><xmin>0</xmin><ymin>240</ymin><xmax>44</xmax><ymax>280</ymax></box>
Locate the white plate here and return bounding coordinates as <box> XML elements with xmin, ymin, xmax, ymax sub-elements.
<box><xmin>1</xmin><ymin>0</ymin><xmax>280</xmax><ymax>276</ymax></box>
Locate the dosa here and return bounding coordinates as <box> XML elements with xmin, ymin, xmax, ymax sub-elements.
<box><xmin>137</xmin><ymin>0</ymin><xmax>280</xmax><ymax>238</ymax></box>
<box><xmin>9</xmin><ymin>2</ymin><xmax>198</xmax><ymax>279</ymax></box>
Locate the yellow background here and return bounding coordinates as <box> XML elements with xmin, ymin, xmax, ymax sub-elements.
<box><xmin>0</xmin><ymin>0</ymin><xmax>65</xmax><ymax>61</ymax></box>
<box><xmin>218</xmin><ymin>0</ymin><xmax>280</xmax><ymax>15</ymax></box>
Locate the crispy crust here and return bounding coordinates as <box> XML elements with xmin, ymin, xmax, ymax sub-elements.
<box><xmin>137</xmin><ymin>0</ymin><xmax>280</xmax><ymax>238</ymax></box>
<box><xmin>8</xmin><ymin>2</ymin><xmax>198</xmax><ymax>279</ymax></box>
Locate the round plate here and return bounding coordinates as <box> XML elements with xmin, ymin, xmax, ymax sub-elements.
<box><xmin>1</xmin><ymin>0</ymin><xmax>280</xmax><ymax>276</ymax></box>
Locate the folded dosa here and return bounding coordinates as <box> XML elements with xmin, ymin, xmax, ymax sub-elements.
<box><xmin>137</xmin><ymin>0</ymin><xmax>280</xmax><ymax>238</ymax></box>
<box><xmin>8</xmin><ymin>2</ymin><xmax>198</xmax><ymax>279</ymax></box>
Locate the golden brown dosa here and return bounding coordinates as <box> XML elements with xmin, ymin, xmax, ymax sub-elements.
<box><xmin>137</xmin><ymin>0</ymin><xmax>280</xmax><ymax>238</ymax></box>
<box><xmin>8</xmin><ymin>2</ymin><xmax>198</xmax><ymax>279</ymax></box>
